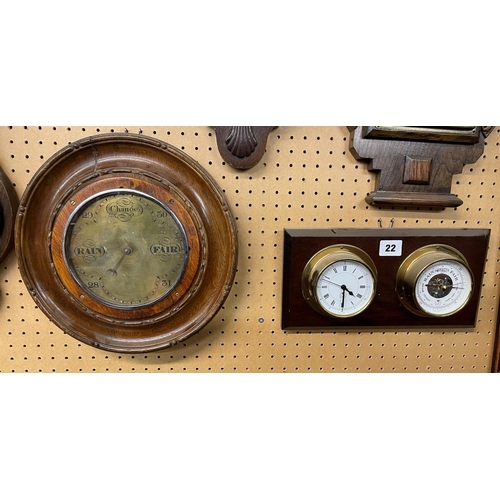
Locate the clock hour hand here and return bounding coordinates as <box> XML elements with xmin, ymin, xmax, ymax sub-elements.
<box><xmin>107</xmin><ymin>246</ymin><xmax>132</xmax><ymax>276</ymax></box>
<box><xmin>341</xmin><ymin>284</ymin><xmax>354</xmax><ymax>296</ymax></box>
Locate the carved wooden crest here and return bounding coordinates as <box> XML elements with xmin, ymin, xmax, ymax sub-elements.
<box><xmin>214</xmin><ymin>126</ymin><xmax>276</xmax><ymax>170</ymax></box>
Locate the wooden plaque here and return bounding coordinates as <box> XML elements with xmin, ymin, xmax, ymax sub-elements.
<box><xmin>282</xmin><ymin>228</ymin><xmax>489</xmax><ymax>330</ymax></box>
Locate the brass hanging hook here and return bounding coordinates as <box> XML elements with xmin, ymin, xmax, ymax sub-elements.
<box><xmin>378</xmin><ymin>218</ymin><xmax>395</xmax><ymax>228</ymax></box>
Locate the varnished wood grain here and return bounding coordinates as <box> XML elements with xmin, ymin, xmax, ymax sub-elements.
<box><xmin>15</xmin><ymin>133</ymin><xmax>238</xmax><ymax>353</ymax></box>
<box><xmin>349</xmin><ymin>126</ymin><xmax>492</xmax><ymax>208</ymax></box>
<box><xmin>403</xmin><ymin>156</ymin><xmax>432</xmax><ymax>185</ymax></box>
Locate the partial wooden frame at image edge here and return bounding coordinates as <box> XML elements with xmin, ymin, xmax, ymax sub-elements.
<box><xmin>0</xmin><ymin>166</ymin><xmax>18</xmax><ymax>264</ymax></box>
<box><xmin>493</xmin><ymin>312</ymin><xmax>500</xmax><ymax>372</ymax></box>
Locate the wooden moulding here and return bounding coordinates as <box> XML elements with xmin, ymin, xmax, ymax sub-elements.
<box><xmin>361</xmin><ymin>126</ymin><xmax>485</xmax><ymax>144</ymax></box>
<box><xmin>349</xmin><ymin>126</ymin><xmax>493</xmax><ymax>208</ymax></box>
<box><xmin>15</xmin><ymin>133</ymin><xmax>238</xmax><ymax>353</ymax></box>
<box><xmin>282</xmin><ymin>228</ymin><xmax>490</xmax><ymax>330</ymax></box>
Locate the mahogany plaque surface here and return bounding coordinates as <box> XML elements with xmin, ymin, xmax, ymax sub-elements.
<box><xmin>282</xmin><ymin>228</ymin><xmax>489</xmax><ymax>330</ymax></box>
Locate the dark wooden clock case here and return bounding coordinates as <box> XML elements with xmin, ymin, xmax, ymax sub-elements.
<box><xmin>349</xmin><ymin>126</ymin><xmax>493</xmax><ymax>208</ymax></box>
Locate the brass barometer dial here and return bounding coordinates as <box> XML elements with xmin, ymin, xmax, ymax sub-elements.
<box><xmin>15</xmin><ymin>133</ymin><xmax>238</xmax><ymax>353</ymax></box>
<box><xmin>302</xmin><ymin>245</ymin><xmax>377</xmax><ymax>318</ymax></box>
<box><xmin>396</xmin><ymin>245</ymin><xmax>473</xmax><ymax>317</ymax></box>
<box><xmin>65</xmin><ymin>190</ymin><xmax>188</xmax><ymax>308</ymax></box>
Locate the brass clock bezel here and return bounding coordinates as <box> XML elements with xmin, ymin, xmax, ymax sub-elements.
<box><xmin>301</xmin><ymin>244</ymin><xmax>378</xmax><ymax>318</ymax></box>
<box><xmin>15</xmin><ymin>133</ymin><xmax>238</xmax><ymax>353</ymax></box>
<box><xmin>396</xmin><ymin>244</ymin><xmax>474</xmax><ymax>317</ymax></box>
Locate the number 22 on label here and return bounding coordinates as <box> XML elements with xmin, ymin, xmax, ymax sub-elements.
<box><xmin>379</xmin><ymin>240</ymin><xmax>403</xmax><ymax>257</ymax></box>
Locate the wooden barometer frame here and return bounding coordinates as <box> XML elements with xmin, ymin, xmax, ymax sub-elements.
<box><xmin>15</xmin><ymin>133</ymin><xmax>238</xmax><ymax>353</ymax></box>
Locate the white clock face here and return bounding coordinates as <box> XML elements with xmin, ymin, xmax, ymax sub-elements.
<box><xmin>314</xmin><ymin>259</ymin><xmax>375</xmax><ymax>317</ymax></box>
<box><xmin>414</xmin><ymin>259</ymin><xmax>473</xmax><ymax>316</ymax></box>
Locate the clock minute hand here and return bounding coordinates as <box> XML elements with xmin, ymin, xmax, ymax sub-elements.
<box><xmin>320</xmin><ymin>276</ymin><xmax>343</xmax><ymax>288</ymax></box>
<box><xmin>322</xmin><ymin>277</ymin><xmax>354</xmax><ymax>294</ymax></box>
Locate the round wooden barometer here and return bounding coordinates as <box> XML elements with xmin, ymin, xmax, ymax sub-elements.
<box><xmin>15</xmin><ymin>133</ymin><xmax>238</xmax><ymax>353</ymax></box>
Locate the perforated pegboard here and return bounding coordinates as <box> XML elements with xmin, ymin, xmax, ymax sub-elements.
<box><xmin>1</xmin><ymin>125</ymin><xmax>499</xmax><ymax>372</ymax></box>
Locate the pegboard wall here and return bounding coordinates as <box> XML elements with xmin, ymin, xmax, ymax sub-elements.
<box><xmin>1</xmin><ymin>125</ymin><xmax>499</xmax><ymax>373</ymax></box>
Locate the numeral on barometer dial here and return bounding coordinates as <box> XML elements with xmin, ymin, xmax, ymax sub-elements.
<box><xmin>301</xmin><ymin>245</ymin><xmax>377</xmax><ymax>318</ymax></box>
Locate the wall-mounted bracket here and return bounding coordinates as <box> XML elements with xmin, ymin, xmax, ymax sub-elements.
<box><xmin>213</xmin><ymin>126</ymin><xmax>276</xmax><ymax>170</ymax></box>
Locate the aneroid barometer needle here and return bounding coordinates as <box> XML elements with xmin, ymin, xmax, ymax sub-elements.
<box><xmin>107</xmin><ymin>246</ymin><xmax>132</xmax><ymax>276</ymax></box>
<box><xmin>425</xmin><ymin>283</ymin><xmax>465</xmax><ymax>290</ymax></box>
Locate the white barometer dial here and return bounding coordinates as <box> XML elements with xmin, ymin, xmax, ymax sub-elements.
<box><xmin>396</xmin><ymin>245</ymin><xmax>474</xmax><ymax>317</ymax></box>
<box><xmin>302</xmin><ymin>245</ymin><xmax>377</xmax><ymax>318</ymax></box>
